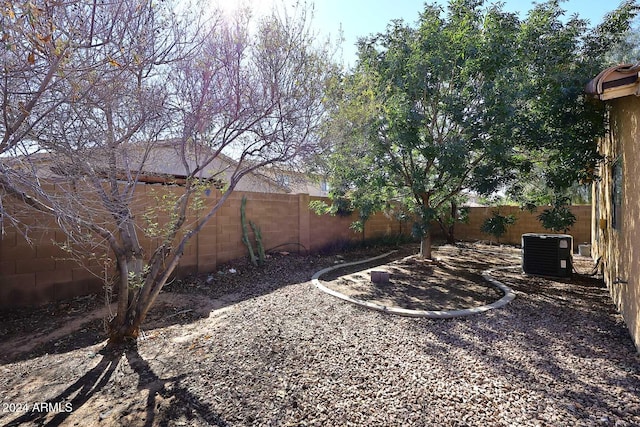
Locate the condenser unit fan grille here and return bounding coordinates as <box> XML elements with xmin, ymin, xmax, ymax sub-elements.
<box><xmin>522</xmin><ymin>233</ymin><xmax>573</xmax><ymax>278</ymax></box>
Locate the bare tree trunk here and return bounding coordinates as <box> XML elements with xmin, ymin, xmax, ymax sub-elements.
<box><xmin>420</xmin><ymin>232</ymin><xmax>432</xmax><ymax>259</ymax></box>
<box><xmin>109</xmin><ymin>254</ymin><xmax>130</xmax><ymax>341</ymax></box>
<box><xmin>108</xmin><ymin>254</ymin><xmax>145</xmax><ymax>345</ymax></box>
<box><xmin>448</xmin><ymin>201</ymin><xmax>457</xmax><ymax>244</ymax></box>
<box><xmin>2</xmin><ymin>0</ymin><xmax>331</xmax><ymax>350</ymax></box>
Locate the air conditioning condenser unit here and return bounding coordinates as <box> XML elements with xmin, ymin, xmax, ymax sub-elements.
<box><xmin>522</xmin><ymin>233</ymin><xmax>572</xmax><ymax>277</ymax></box>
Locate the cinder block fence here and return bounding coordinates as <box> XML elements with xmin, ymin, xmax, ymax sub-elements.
<box><xmin>443</xmin><ymin>205</ymin><xmax>592</xmax><ymax>249</ymax></box>
<box><xmin>0</xmin><ymin>186</ymin><xmax>591</xmax><ymax>307</ymax></box>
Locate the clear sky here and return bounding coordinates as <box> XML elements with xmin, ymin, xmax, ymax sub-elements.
<box><xmin>211</xmin><ymin>1</ymin><xmax>628</xmax><ymax>67</ymax></box>
<box><xmin>308</xmin><ymin>0</ymin><xmax>627</xmax><ymax>67</ymax></box>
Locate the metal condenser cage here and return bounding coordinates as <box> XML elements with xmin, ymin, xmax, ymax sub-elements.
<box><xmin>522</xmin><ymin>233</ymin><xmax>573</xmax><ymax>277</ymax></box>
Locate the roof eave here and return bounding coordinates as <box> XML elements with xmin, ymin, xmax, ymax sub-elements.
<box><xmin>586</xmin><ymin>63</ymin><xmax>640</xmax><ymax>101</ymax></box>
<box><xmin>597</xmin><ymin>83</ymin><xmax>640</xmax><ymax>101</ymax></box>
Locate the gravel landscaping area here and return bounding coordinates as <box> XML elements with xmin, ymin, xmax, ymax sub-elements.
<box><xmin>1</xmin><ymin>242</ymin><xmax>639</xmax><ymax>426</ymax></box>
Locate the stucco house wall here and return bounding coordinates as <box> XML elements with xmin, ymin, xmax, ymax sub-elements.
<box><xmin>588</xmin><ymin>65</ymin><xmax>640</xmax><ymax>351</ymax></box>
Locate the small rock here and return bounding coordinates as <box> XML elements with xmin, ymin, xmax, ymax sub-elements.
<box><xmin>99</xmin><ymin>409</ymin><xmax>113</xmax><ymax>420</ymax></box>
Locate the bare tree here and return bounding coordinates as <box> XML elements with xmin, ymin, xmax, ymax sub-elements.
<box><xmin>1</xmin><ymin>0</ymin><xmax>332</xmax><ymax>345</ymax></box>
<box><xmin>1</xmin><ymin>0</ymin><xmax>188</xmax><ymax>228</ymax></box>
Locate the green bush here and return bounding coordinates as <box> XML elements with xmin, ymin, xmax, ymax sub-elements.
<box><xmin>480</xmin><ymin>210</ymin><xmax>517</xmax><ymax>243</ymax></box>
<box><xmin>537</xmin><ymin>198</ymin><xmax>576</xmax><ymax>233</ymax></box>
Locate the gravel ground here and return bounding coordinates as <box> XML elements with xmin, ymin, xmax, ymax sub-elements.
<box><xmin>1</xmin><ymin>243</ymin><xmax>639</xmax><ymax>426</ymax></box>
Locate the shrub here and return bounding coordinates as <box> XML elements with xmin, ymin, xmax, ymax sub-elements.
<box><xmin>480</xmin><ymin>210</ymin><xmax>517</xmax><ymax>243</ymax></box>
<box><xmin>537</xmin><ymin>197</ymin><xmax>576</xmax><ymax>233</ymax></box>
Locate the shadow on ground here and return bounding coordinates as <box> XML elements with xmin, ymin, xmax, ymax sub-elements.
<box><xmin>3</xmin><ymin>343</ymin><xmax>229</xmax><ymax>427</ymax></box>
<box><xmin>1</xmin><ymin>243</ymin><xmax>639</xmax><ymax>426</ymax></box>
<box><xmin>0</xmin><ymin>247</ymin><xmax>402</xmax><ymax>364</ymax></box>
<box><xmin>319</xmin><ymin>243</ymin><xmax>514</xmax><ymax>310</ymax></box>
<box><xmin>409</xmin><ymin>263</ymin><xmax>639</xmax><ymax>422</ymax></box>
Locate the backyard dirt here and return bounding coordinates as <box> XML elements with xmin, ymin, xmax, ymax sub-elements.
<box><xmin>317</xmin><ymin>245</ymin><xmax>515</xmax><ymax>311</ymax></box>
<box><xmin>1</xmin><ymin>242</ymin><xmax>638</xmax><ymax>426</ymax></box>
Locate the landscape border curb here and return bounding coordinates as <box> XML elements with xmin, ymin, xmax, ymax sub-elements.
<box><xmin>311</xmin><ymin>251</ymin><xmax>516</xmax><ymax>318</ymax></box>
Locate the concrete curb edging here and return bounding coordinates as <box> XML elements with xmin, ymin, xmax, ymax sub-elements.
<box><xmin>312</xmin><ymin>252</ymin><xmax>517</xmax><ymax>318</ymax></box>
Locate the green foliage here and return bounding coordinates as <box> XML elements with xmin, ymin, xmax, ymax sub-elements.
<box><xmin>605</xmin><ymin>15</ymin><xmax>640</xmax><ymax>63</ymax></box>
<box><xmin>142</xmin><ymin>189</ymin><xmax>181</xmax><ymax>240</ymax></box>
<box><xmin>480</xmin><ymin>210</ymin><xmax>517</xmax><ymax>242</ymax></box>
<box><xmin>141</xmin><ymin>180</ymin><xmax>211</xmax><ymax>241</ymax></box>
<box><xmin>458</xmin><ymin>207</ymin><xmax>470</xmax><ymax>224</ymax></box>
<box><xmin>309</xmin><ymin>198</ymin><xmax>353</xmax><ymax>217</ymax></box>
<box><xmin>127</xmin><ymin>264</ymin><xmax>151</xmax><ymax>290</ymax></box>
<box><xmin>436</xmin><ymin>199</ymin><xmax>470</xmax><ymax>243</ymax></box>
<box><xmin>412</xmin><ymin>221</ymin><xmax>429</xmax><ymax>240</ymax></box>
<box><xmin>507</xmin><ymin>0</ymin><xmax>638</xmax><ymax>193</ymax></box>
<box><xmin>188</xmin><ymin>179</ymin><xmax>213</xmax><ymax>213</ymax></box>
<box><xmin>537</xmin><ymin>197</ymin><xmax>577</xmax><ymax>232</ymax></box>
<box><xmin>317</xmin><ymin>0</ymin><xmax>637</xmax><ymax>257</ymax></box>
<box><xmin>321</xmin><ymin>0</ymin><xmax>525</xmax><ymax>255</ymax></box>
<box><xmin>308</xmin><ymin>199</ymin><xmax>331</xmax><ymax>215</ymax></box>
<box><xmin>508</xmin><ymin>178</ymin><xmax>591</xmax><ymax>209</ymax></box>
<box><xmin>309</xmin><ymin>194</ymin><xmax>380</xmax><ymax>238</ymax></box>
<box><xmin>250</xmin><ymin>221</ymin><xmax>266</xmax><ymax>265</ymax></box>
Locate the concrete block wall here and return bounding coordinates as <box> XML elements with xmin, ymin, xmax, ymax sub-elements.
<box><xmin>447</xmin><ymin>205</ymin><xmax>591</xmax><ymax>250</ymax></box>
<box><xmin>0</xmin><ymin>220</ymin><xmax>104</xmax><ymax>306</ymax></box>
<box><xmin>307</xmin><ymin>196</ymin><xmax>360</xmax><ymax>251</ymax></box>
<box><xmin>212</xmin><ymin>192</ymin><xmax>302</xmax><ymax>263</ymax></box>
<box><xmin>1</xmin><ymin>190</ymin><xmax>371</xmax><ymax>307</ymax></box>
<box><xmin>0</xmin><ymin>187</ymin><xmax>592</xmax><ymax>307</ymax></box>
<box><xmin>364</xmin><ymin>211</ymin><xmax>404</xmax><ymax>239</ymax></box>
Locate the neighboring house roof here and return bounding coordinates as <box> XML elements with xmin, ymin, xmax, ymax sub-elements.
<box><xmin>460</xmin><ymin>191</ymin><xmax>489</xmax><ymax>207</ymax></box>
<box><xmin>585</xmin><ymin>63</ymin><xmax>640</xmax><ymax>100</ymax></box>
<box><xmin>123</xmin><ymin>142</ymin><xmax>285</xmax><ymax>190</ymax></box>
<box><xmin>4</xmin><ymin>140</ymin><xmax>327</xmax><ymax>195</ymax></box>
<box><xmin>121</xmin><ymin>141</ymin><xmax>331</xmax><ymax>194</ymax></box>
<box><xmin>258</xmin><ymin>167</ymin><xmax>331</xmax><ymax>197</ymax></box>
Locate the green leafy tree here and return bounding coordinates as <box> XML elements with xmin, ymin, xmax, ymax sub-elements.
<box><xmin>436</xmin><ymin>198</ymin><xmax>470</xmax><ymax>244</ymax></box>
<box><xmin>506</xmin><ymin>1</ymin><xmax>637</xmax><ymax>230</ymax></box>
<box><xmin>537</xmin><ymin>197</ymin><xmax>577</xmax><ymax>233</ymax></box>
<box><xmin>322</xmin><ymin>0</ymin><xmax>523</xmax><ymax>258</ymax></box>
<box><xmin>481</xmin><ymin>210</ymin><xmax>517</xmax><ymax>244</ymax></box>
<box><xmin>311</xmin><ymin>63</ymin><xmax>398</xmax><ymax>240</ymax></box>
<box><xmin>320</xmin><ymin>0</ymin><xmax>636</xmax><ymax>259</ymax></box>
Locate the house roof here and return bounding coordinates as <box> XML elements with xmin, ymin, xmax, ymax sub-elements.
<box><xmin>585</xmin><ymin>63</ymin><xmax>640</xmax><ymax>100</ymax></box>
<box><xmin>3</xmin><ymin>140</ymin><xmax>296</xmax><ymax>192</ymax></box>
